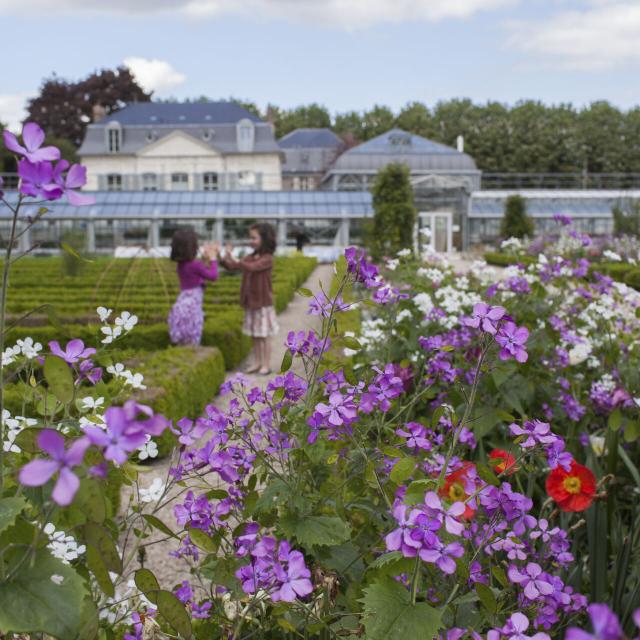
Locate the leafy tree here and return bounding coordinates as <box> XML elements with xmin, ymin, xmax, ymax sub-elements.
<box><xmin>361</xmin><ymin>105</ymin><xmax>395</xmax><ymax>139</ymax></box>
<box><xmin>333</xmin><ymin>110</ymin><xmax>365</xmax><ymax>144</ymax></box>
<box><xmin>613</xmin><ymin>201</ymin><xmax>640</xmax><ymax>237</ymax></box>
<box><xmin>500</xmin><ymin>195</ymin><xmax>534</xmax><ymax>239</ymax></box>
<box><xmin>369</xmin><ymin>163</ymin><xmax>416</xmax><ymax>259</ymax></box>
<box><xmin>395</xmin><ymin>102</ymin><xmax>435</xmax><ymax>139</ymax></box>
<box><xmin>272</xmin><ymin>103</ymin><xmax>332</xmax><ymax>138</ymax></box>
<box><xmin>26</xmin><ymin>67</ymin><xmax>151</xmax><ymax>146</ymax></box>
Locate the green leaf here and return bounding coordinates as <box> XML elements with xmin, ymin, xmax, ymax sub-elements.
<box><xmin>475</xmin><ymin>583</ymin><xmax>497</xmax><ymax>614</ymax></box>
<box><xmin>86</xmin><ymin>545</ymin><xmax>114</xmax><ymax>598</ymax></box>
<box><xmin>84</xmin><ymin>522</ymin><xmax>121</xmax><ymax>574</ymax></box>
<box><xmin>134</xmin><ymin>568</ymin><xmax>160</xmax><ymax>604</ymax></box>
<box><xmin>44</xmin><ymin>355</ymin><xmax>74</xmax><ymax>404</ymax></box>
<box><xmin>281</xmin><ymin>514</ymin><xmax>351</xmax><ymax>547</ymax></box>
<box><xmin>297</xmin><ymin>287</ymin><xmax>313</xmax><ymax>297</ymax></box>
<box><xmin>74</xmin><ymin>479</ymin><xmax>106</xmax><ymax>523</ymax></box>
<box><xmin>476</xmin><ymin>463</ymin><xmax>500</xmax><ymax>487</ymax></box>
<box><xmin>624</xmin><ymin>420</ymin><xmax>640</xmax><ymax>443</ymax></box>
<box><xmin>404</xmin><ymin>479</ymin><xmax>436</xmax><ymax>504</ymax></box>
<box><xmin>390</xmin><ymin>457</ymin><xmax>416</xmax><ymax>484</ymax></box>
<box><xmin>0</xmin><ymin>549</ymin><xmax>86</xmax><ymax>638</ymax></box>
<box><xmin>156</xmin><ymin>590</ymin><xmax>192</xmax><ymax>638</ymax></box>
<box><xmin>608</xmin><ymin>409</ymin><xmax>623</xmax><ymax>432</ymax></box>
<box><xmin>491</xmin><ymin>565</ymin><xmax>508</xmax><ymax>588</ymax></box>
<box><xmin>342</xmin><ymin>336</ymin><xmax>361</xmax><ymax>350</ymax></box>
<box><xmin>14</xmin><ymin>428</ymin><xmax>42</xmax><ymax>454</ymax></box>
<box><xmin>60</xmin><ymin>242</ymin><xmax>92</xmax><ymax>263</ymax></box>
<box><xmin>143</xmin><ymin>514</ymin><xmax>177</xmax><ymax>539</ymax></box>
<box><xmin>280</xmin><ymin>349</ymin><xmax>293</xmax><ymax>373</ymax></box>
<box><xmin>205</xmin><ymin>488</ymin><xmax>229</xmax><ymax>500</ymax></box>
<box><xmin>0</xmin><ymin>497</ymin><xmax>26</xmax><ymax>535</ymax></box>
<box><xmin>367</xmin><ymin>551</ymin><xmax>404</xmax><ymax>570</ymax></box>
<box><xmin>360</xmin><ymin>578</ymin><xmax>442</xmax><ymax>640</ymax></box>
<box><xmin>272</xmin><ymin>387</ymin><xmax>285</xmax><ymax>404</ymax></box>
<box><xmin>188</xmin><ymin>528</ymin><xmax>219</xmax><ymax>553</ymax></box>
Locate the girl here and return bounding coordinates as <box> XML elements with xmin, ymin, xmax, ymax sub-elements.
<box><xmin>168</xmin><ymin>229</ymin><xmax>219</xmax><ymax>346</ymax></box>
<box><xmin>222</xmin><ymin>223</ymin><xmax>279</xmax><ymax>375</ymax></box>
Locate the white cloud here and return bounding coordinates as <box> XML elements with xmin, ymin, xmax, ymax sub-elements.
<box><xmin>0</xmin><ymin>94</ymin><xmax>30</xmax><ymax>132</ymax></box>
<box><xmin>0</xmin><ymin>0</ymin><xmax>515</xmax><ymax>27</ymax></box>
<box><xmin>123</xmin><ymin>57</ymin><xmax>187</xmax><ymax>95</ymax></box>
<box><xmin>508</xmin><ymin>2</ymin><xmax>640</xmax><ymax>70</ymax></box>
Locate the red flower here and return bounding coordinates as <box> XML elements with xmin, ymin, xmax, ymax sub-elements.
<box><xmin>440</xmin><ymin>462</ymin><xmax>477</xmax><ymax>519</ymax></box>
<box><xmin>546</xmin><ymin>460</ymin><xmax>596</xmax><ymax>512</ymax></box>
<box><xmin>489</xmin><ymin>449</ymin><xmax>517</xmax><ymax>475</ymax></box>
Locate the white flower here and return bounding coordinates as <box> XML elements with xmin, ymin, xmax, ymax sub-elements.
<box><xmin>50</xmin><ymin>574</ymin><xmax>64</xmax><ymax>585</ymax></box>
<box><xmin>97</xmin><ymin>306</ymin><xmax>113</xmax><ymax>322</ymax></box>
<box><xmin>80</xmin><ymin>415</ymin><xmax>106</xmax><ymax>430</ymax></box>
<box><xmin>45</xmin><ymin>523</ymin><xmax>86</xmax><ymax>564</ymax></box>
<box><xmin>2</xmin><ymin>413</ymin><xmax>36</xmax><ymax>454</ymax></box>
<box><xmin>81</xmin><ymin>396</ymin><xmax>104</xmax><ymax>410</ymax></box>
<box><xmin>115</xmin><ymin>311</ymin><xmax>138</xmax><ymax>332</ymax></box>
<box><xmin>138</xmin><ymin>438</ymin><xmax>158</xmax><ymax>461</ymax></box>
<box><xmin>139</xmin><ymin>477</ymin><xmax>165</xmax><ymax>503</ymax></box>
<box><xmin>603</xmin><ymin>250</ymin><xmax>622</xmax><ymax>262</ymax></box>
<box><xmin>106</xmin><ymin>362</ymin><xmax>126</xmax><ymax>377</ymax></box>
<box><xmin>101</xmin><ymin>325</ymin><xmax>123</xmax><ymax>344</ymax></box>
<box><xmin>500</xmin><ymin>237</ymin><xmax>523</xmax><ymax>252</ymax></box>
<box><xmin>124</xmin><ymin>371</ymin><xmax>146</xmax><ymax>390</ymax></box>
<box><xmin>568</xmin><ymin>341</ymin><xmax>592</xmax><ymax>366</ymax></box>
<box><xmin>589</xmin><ymin>435</ymin><xmax>606</xmax><ymax>457</ymax></box>
<box><xmin>419</xmin><ymin>227</ymin><xmax>432</xmax><ymax>239</ymax></box>
<box><xmin>413</xmin><ymin>292</ymin><xmax>433</xmax><ymax>316</ymax></box>
<box><xmin>1</xmin><ymin>344</ymin><xmax>21</xmax><ymax>367</ymax></box>
<box><xmin>397</xmin><ymin>248</ymin><xmax>412</xmax><ymax>258</ymax></box>
<box><xmin>396</xmin><ymin>309</ymin><xmax>413</xmax><ymax>323</ymax></box>
<box><xmin>16</xmin><ymin>337</ymin><xmax>42</xmax><ymax>359</ymax></box>
<box><xmin>385</xmin><ymin>259</ymin><xmax>399</xmax><ymax>271</ymax></box>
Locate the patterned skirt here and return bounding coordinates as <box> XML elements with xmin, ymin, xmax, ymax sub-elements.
<box><xmin>242</xmin><ymin>306</ymin><xmax>280</xmax><ymax>338</ymax></box>
<box><xmin>168</xmin><ymin>287</ymin><xmax>204</xmax><ymax>346</ymax></box>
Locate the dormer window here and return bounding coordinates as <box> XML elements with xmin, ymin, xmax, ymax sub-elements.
<box><xmin>106</xmin><ymin>122</ymin><xmax>122</xmax><ymax>153</ymax></box>
<box><xmin>146</xmin><ymin>131</ymin><xmax>156</xmax><ymax>143</ymax></box>
<box><xmin>202</xmin><ymin>130</ymin><xmax>213</xmax><ymax>141</ymax></box>
<box><xmin>236</xmin><ymin>118</ymin><xmax>255</xmax><ymax>153</ymax></box>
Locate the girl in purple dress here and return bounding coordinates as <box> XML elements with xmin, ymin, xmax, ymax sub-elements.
<box><xmin>168</xmin><ymin>229</ymin><xmax>219</xmax><ymax>346</ymax></box>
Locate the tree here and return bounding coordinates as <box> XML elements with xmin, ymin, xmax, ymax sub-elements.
<box><xmin>500</xmin><ymin>195</ymin><xmax>534</xmax><ymax>239</ymax></box>
<box><xmin>26</xmin><ymin>67</ymin><xmax>151</xmax><ymax>147</ymax></box>
<box><xmin>369</xmin><ymin>163</ymin><xmax>417</xmax><ymax>259</ymax></box>
<box><xmin>395</xmin><ymin>102</ymin><xmax>435</xmax><ymax>139</ymax></box>
<box><xmin>361</xmin><ymin>105</ymin><xmax>395</xmax><ymax>139</ymax></box>
<box><xmin>272</xmin><ymin>103</ymin><xmax>332</xmax><ymax>138</ymax></box>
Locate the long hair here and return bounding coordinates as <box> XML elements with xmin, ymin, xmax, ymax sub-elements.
<box><xmin>250</xmin><ymin>222</ymin><xmax>276</xmax><ymax>255</ymax></box>
<box><xmin>170</xmin><ymin>229</ymin><xmax>199</xmax><ymax>262</ymax></box>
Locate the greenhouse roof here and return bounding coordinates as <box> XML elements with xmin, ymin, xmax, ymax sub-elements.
<box><xmin>2</xmin><ymin>190</ymin><xmax>374</xmax><ymax>220</ymax></box>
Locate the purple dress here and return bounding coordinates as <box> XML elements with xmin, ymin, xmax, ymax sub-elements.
<box><xmin>168</xmin><ymin>260</ymin><xmax>218</xmax><ymax>345</ymax></box>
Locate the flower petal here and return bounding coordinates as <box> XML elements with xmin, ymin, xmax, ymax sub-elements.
<box><xmin>52</xmin><ymin>467</ymin><xmax>80</xmax><ymax>506</ymax></box>
<box><xmin>2</xmin><ymin>130</ymin><xmax>26</xmax><ymax>155</ymax></box>
<box><xmin>22</xmin><ymin>122</ymin><xmax>46</xmax><ymax>152</ymax></box>
<box><xmin>37</xmin><ymin>429</ymin><xmax>66</xmax><ymax>459</ymax></box>
<box><xmin>19</xmin><ymin>458</ymin><xmax>59</xmax><ymax>486</ymax></box>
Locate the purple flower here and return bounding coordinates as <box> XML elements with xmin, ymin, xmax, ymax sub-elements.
<box><xmin>554</xmin><ymin>213</ymin><xmax>573</xmax><ymax>226</ymax></box>
<box><xmin>77</xmin><ymin>358</ymin><xmax>102</xmax><ymax>385</ymax></box>
<box><xmin>509</xmin><ymin>420</ymin><xmax>555</xmax><ymax>449</ymax></box>
<box><xmin>488</xmin><ymin>612</ymin><xmax>551</xmax><ymax>640</ymax></box>
<box><xmin>49</xmin><ymin>338</ymin><xmax>96</xmax><ymax>364</ymax></box>
<box><xmin>271</xmin><ymin>548</ymin><xmax>313</xmax><ymax>602</ymax></box>
<box><xmin>508</xmin><ymin>563</ymin><xmax>554</xmax><ymax>601</ymax></box>
<box><xmin>419</xmin><ymin>539</ymin><xmax>464</xmax><ymax>574</ymax></box>
<box><xmin>314</xmin><ymin>392</ymin><xmax>358</xmax><ymax>427</ymax></box>
<box><xmin>3</xmin><ymin>122</ymin><xmax>61</xmax><ymax>162</ymax></box>
<box><xmin>496</xmin><ymin>322</ymin><xmax>529</xmax><ymax>363</ymax></box>
<box><xmin>307</xmin><ymin>292</ymin><xmax>350</xmax><ymax>318</ymax></box>
<box><xmin>546</xmin><ymin>439</ymin><xmax>573</xmax><ymax>472</ymax></box>
<box><xmin>565</xmin><ymin>603</ymin><xmax>623</xmax><ymax>640</ymax></box>
<box><xmin>19</xmin><ymin>430</ymin><xmax>89</xmax><ymax>506</ymax></box>
<box><xmin>17</xmin><ymin>159</ymin><xmax>63</xmax><ymax>200</ymax></box>
<box><xmin>51</xmin><ymin>160</ymin><xmax>94</xmax><ymax>206</ymax></box>
<box><xmin>462</xmin><ymin>302</ymin><xmax>506</xmax><ymax>335</ymax></box>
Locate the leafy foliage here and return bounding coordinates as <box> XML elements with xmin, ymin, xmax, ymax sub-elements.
<box><xmin>500</xmin><ymin>195</ymin><xmax>534</xmax><ymax>239</ymax></box>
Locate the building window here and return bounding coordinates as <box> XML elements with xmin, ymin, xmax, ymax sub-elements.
<box><xmin>142</xmin><ymin>173</ymin><xmax>157</xmax><ymax>191</ymax></box>
<box><xmin>171</xmin><ymin>173</ymin><xmax>189</xmax><ymax>191</ymax></box>
<box><xmin>106</xmin><ymin>123</ymin><xmax>122</xmax><ymax>153</ymax></box>
<box><xmin>107</xmin><ymin>174</ymin><xmax>122</xmax><ymax>192</ymax></box>
<box><xmin>203</xmin><ymin>172</ymin><xmax>218</xmax><ymax>191</ymax></box>
<box><xmin>293</xmin><ymin>176</ymin><xmax>312</xmax><ymax>191</ymax></box>
<box><xmin>236</xmin><ymin>118</ymin><xmax>255</xmax><ymax>153</ymax></box>
<box><xmin>238</xmin><ymin>171</ymin><xmax>256</xmax><ymax>189</ymax></box>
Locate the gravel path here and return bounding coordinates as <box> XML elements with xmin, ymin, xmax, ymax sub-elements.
<box><xmin>120</xmin><ymin>264</ymin><xmax>335</xmax><ymax>589</ymax></box>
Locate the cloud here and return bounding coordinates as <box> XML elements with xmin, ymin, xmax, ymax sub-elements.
<box><xmin>0</xmin><ymin>94</ymin><xmax>30</xmax><ymax>132</ymax></box>
<box><xmin>0</xmin><ymin>0</ymin><xmax>515</xmax><ymax>27</ymax></box>
<box><xmin>123</xmin><ymin>57</ymin><xmax>187</xmax><ymax>95</ymax></box>
<box><xmin>507</xmin><ymin>1</ymin><xmax>640</xmax><ymax>70</ymax></box>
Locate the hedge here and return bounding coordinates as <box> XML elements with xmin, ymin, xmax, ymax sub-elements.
<box><xmin>483</xmin><ymin>252</ymin><xmax>536</xmax><ymax>267</ymax></box>
<box><xmin>588</xmin><ymin>262</ymin><xmax>635</xmax><ymax>280</ymax></box>
<box><xmin>625</xmin><ymin>269</ymin><xmax>640</xmax><ymax>290</ymax></box>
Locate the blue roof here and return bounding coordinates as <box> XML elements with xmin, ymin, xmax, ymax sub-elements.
<box><xmin>279</xmin><ymin>128</ymin><xmax>343</xmax><ymax>149</ymax></box>
<box><xmin>348</xmin><ymin>128</ymin><xmax>460</xmax><ymax>156</ymax></box>
<box><xmin>2</xmin><ymin>191</ymin><xmax>373</xmax><ymax>219</ymax></box>
<box><xmin>101</xmin><ymin>102</ymin><xmax>262</xmax><ymax>126</ymax></box>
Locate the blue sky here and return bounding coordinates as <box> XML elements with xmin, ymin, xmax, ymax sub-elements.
<box><xmin>1</xmin><ymin>0</ymin><xmax>639</xmax><ymax>130</ymax></box>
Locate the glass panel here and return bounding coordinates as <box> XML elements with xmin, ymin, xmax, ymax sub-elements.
<box><xmin>435</xmin><ymin>215</ymin><xmax>448</xmax><ymax>252</ymax></box>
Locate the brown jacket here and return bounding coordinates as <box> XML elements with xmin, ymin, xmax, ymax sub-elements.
<box><xmin>222</xmin><ymin>253</ymin><xmax>274</xmax><ymax>310</ymax></box>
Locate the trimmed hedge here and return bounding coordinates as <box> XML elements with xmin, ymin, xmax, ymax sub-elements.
<box><xmin>483</xmin><ymin>252</ymin><xmax>535</xmax><ymax>267</ymax></box>
<box><xmin>625</xmin><ymin>269</ymin><xmax>640</xmax><ymax>290</ymax></box>
<box><xmin>588</xmin><ymin>262</ymin><xmax>635</xmax><ymax>280</ymax></box>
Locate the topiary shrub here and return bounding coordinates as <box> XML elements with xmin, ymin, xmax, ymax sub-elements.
<box><xmin>369</xmin><ymin>163</ymin><xmax>417</xmax><ymax>260</ymax></box>
<box><xmin>500</xmin><ymin>195</ymin><xmax>534</xmax><ymax>240</ymax></box>
<box><xmin>624</xmin><ymin>268</ymin><xmax>640</xmax><ymax>290</ymax></box>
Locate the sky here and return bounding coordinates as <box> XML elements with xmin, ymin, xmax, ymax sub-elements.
<box><xmin>1</xmin><ymin>0</ymin><xmax>639</xmax><ymax>131</ymax></box>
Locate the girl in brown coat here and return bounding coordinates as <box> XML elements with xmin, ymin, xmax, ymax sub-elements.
<box><xmin>222</xmin><ymin>223</ymin><xmax>279</xmax><ymax>375</ymax></box>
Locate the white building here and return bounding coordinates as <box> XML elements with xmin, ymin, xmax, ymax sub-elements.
<box><xmin>78</xmin><ymin>102</ymin><xmax>283</xmax><ymax>191</ymax></box>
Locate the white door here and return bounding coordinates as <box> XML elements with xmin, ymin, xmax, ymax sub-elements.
<box><xmin>416</xmin><ymin>212</ymin><xmax>453</xmax><ymax>253</ymax></box>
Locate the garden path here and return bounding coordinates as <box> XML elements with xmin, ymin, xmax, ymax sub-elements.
<box><xmin>122</xmin><ymin>264</ymin><xmax>335</xmax><ymax>589</ymax></box>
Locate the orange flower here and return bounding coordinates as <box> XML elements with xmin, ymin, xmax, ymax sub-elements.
<box><xmin>440</xmin><ymin>462</ymin><xmax>477</xmax><ymax>519</ymax></box>
<box><xmin>546</xmin><ymin>460</ymin><xmax>596</xmax><ymax>512</ymax></box>
<box><xmin>489</xmin><ymin>449</ymin><xmax>517</xmax><ymax>475</ymax></box>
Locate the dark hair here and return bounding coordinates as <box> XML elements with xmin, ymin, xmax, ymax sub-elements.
<box><xmin>250</xmin><ymin>222</ymin><xmax>276</xmax><ymax>255</ymax></box>
<box><xmin>170</xmin><ymin>229</ymin><xmax>199</xmax><ymax>262</ymax></box>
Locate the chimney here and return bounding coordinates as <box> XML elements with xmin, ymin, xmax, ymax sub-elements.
<box><xmin>456</xmin><ymin>135</ymin><xmax>464</xmax><ymax>153</ymax></box>
<box><xmin>92</xmin><ymin>103</ymin><xmax>107</xmax><ymax>123</ymax></box>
